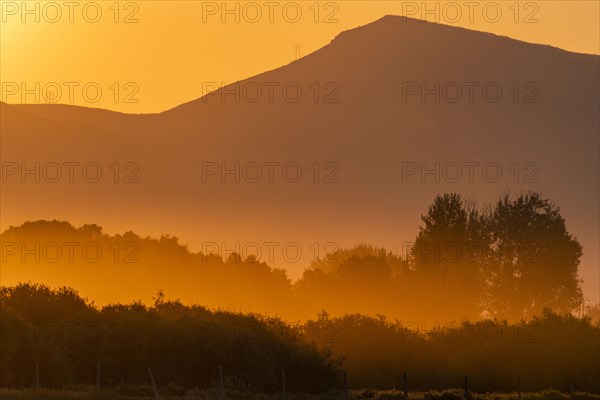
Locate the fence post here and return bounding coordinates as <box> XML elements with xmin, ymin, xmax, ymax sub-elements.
<box><xmin>281</xmin><ymin>368</ymin><xmax>286</xmax><ymax>400</ymax></box>
<box><xmin>570</xmin><ymin>379</ymin><xmax>574</xmax><ymax>399</ymax></box>
<box><xmin>464</xmin><ymin>375</ymin><xmax>469</xmax><ymax>399</ymax></box>
<box><xmin>517</xmin><ymin>375</ymin><xmax>522</xmax><ymax>400</ymax></box>
<box><xmin>219</xmin><ymin>365</ymin><xmax>224</xmax><ymax>399</ymax></box>
<box><xmin>343</xmin><ymin>371</ymin><xmax>349</xmax><ymax>400</ymax></box>
<box><xmin>403</xmin><ymin>372</ymin><xmax>408</xmax><ymax>399</ymax></box>
<box><xmin>35</xmin><ymin>361</ymin><xmax>39</xmax><ymax>390</ymax></box>
<box><xmin>96</xmin><ymin>363</ymin><xmax>101</xmax><ymax>389</ymax></box>
<box><xmin>148</xmin><ymin>367</ymin><xmax>160</xmax><ymax>398</ymax></box>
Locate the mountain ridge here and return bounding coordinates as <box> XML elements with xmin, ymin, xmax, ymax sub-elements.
<box><xmin>1</xmin><ymin>16</ymin><xmax>597</xmax><ymax>117</ymax></box>
<box><xmin>1</xmin><ymin>14</ymin><xmax>598</xmax><ymax>300</ymax></box>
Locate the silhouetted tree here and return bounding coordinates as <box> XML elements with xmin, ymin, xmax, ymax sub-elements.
<box><xmin>411</xmin><ymin>194</ymin><xmax>486</xmax><ymax>320</ymax></box>
<box><xmin>484</xmin><ymin>192</ymin><xmax>582</xmax><ymax>320</ymax></box>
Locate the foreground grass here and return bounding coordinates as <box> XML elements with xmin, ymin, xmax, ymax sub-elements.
<box><xmin>0</xmin><ymin>387</ymin><xmax>599</xmax><ymax>400</ymax></box>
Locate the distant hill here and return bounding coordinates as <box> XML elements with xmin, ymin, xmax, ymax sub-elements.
<box><xmin>1</xmin><ymin>16</ymin><xmax>598</xmax><ymax>297</ymax></box>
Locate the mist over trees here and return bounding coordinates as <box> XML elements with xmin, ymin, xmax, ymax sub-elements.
<box><xmin>1</xmin><ymin>284</ymin><xmax>598</xmax><ymax>392</ymax></box>
<box><xmin>0</xmin><ymin>191</ymin><xmax>585</xmax><ymax>323</ymax></box>
<box><xmin>0</xmin><ymin>283</ymin><xmax>342</xmax><ymax>392</ymax></box>
<box><xmin>305</xmin><ymin>310</ymin><xmax>600</xmax><ymax>392</ymax></box>
<box><xmin>298</xmin><ymin>192</ymin><xmax>583</xmax><ymax>322</ymax></box>
<box><xmin>408</xmin><ymin>192</ymin><xmax>582</xmax><ymax>322</ymax></box>
<box><xmin>0</xmin><ymin>192</ymin><xmax>595</xmax><ymax>391</ymax></box>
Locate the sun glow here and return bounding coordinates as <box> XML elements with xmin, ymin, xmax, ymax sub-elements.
<box><xmin>0</xmin><ymin>1</ymin><xmax>598</xmax><ymax>113</ymax></box>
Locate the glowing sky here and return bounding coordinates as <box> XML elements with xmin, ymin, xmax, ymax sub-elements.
<box><xmin>1</xmin><ymin>0</ymin><xmax>599</xmax><ymax>113</ymax></box>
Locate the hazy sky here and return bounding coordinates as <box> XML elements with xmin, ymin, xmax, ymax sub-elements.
<box><xmin>1</xmin><ymin>0</ymin><xmax>599</xmax><ymax>113</ymax></box>
<box><xmin>1</xmin><ymin>1</ymin><xmax>599</xmax><ymax>305</ymax></box>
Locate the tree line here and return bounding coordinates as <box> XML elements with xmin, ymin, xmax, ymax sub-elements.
<box><xmin>0</xmin><ymin>283</ymin><xmax>342</xmax><ymax>392</ymax></box>
<box><xmin>0</xmin><ymin>191</ymin><xmax>587</xmax><ymax>324</ymax></box>
<box><xmin>0</xmin><ymin>283</ymin><xmax>598</xmax><ymax>392</ymax></box>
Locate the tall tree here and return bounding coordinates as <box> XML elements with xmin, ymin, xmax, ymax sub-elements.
<box><xmin>411</xmin><ymin>194</ymin><xmax>485</xmax><ymax>321</ymax></box>
<box><xmin>484</xmin><ymin>192</ymin><xmax>582</xmax><ymax>320</ymax></box>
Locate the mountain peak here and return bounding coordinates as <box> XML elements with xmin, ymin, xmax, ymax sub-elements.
<box><xmin>328</xmin><ymin>14</ymin><xmax>587</xmax><ymax>58</ymax></box>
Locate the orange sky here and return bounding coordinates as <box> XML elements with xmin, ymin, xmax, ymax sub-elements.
<box><xmin>1</xmin><ymin>0</ymin><xmax>599</xmax><ymax>113</ymax></box>
<box><xmin>1</xmin><ymin>1</ymin><xmax>599</xmax><ymax>305</ymax></box>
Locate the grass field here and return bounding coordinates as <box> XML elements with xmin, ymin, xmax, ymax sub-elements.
<box><xmin>0</xmin><ymin>387</ymin><xmax>598</xmax><ymax>400</ymax></box>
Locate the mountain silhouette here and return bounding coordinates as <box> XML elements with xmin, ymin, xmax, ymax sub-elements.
<box><xmin>1</xmin><ymin>16</ymin><xmax>598</xmax><ymax>296</ymax></box>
